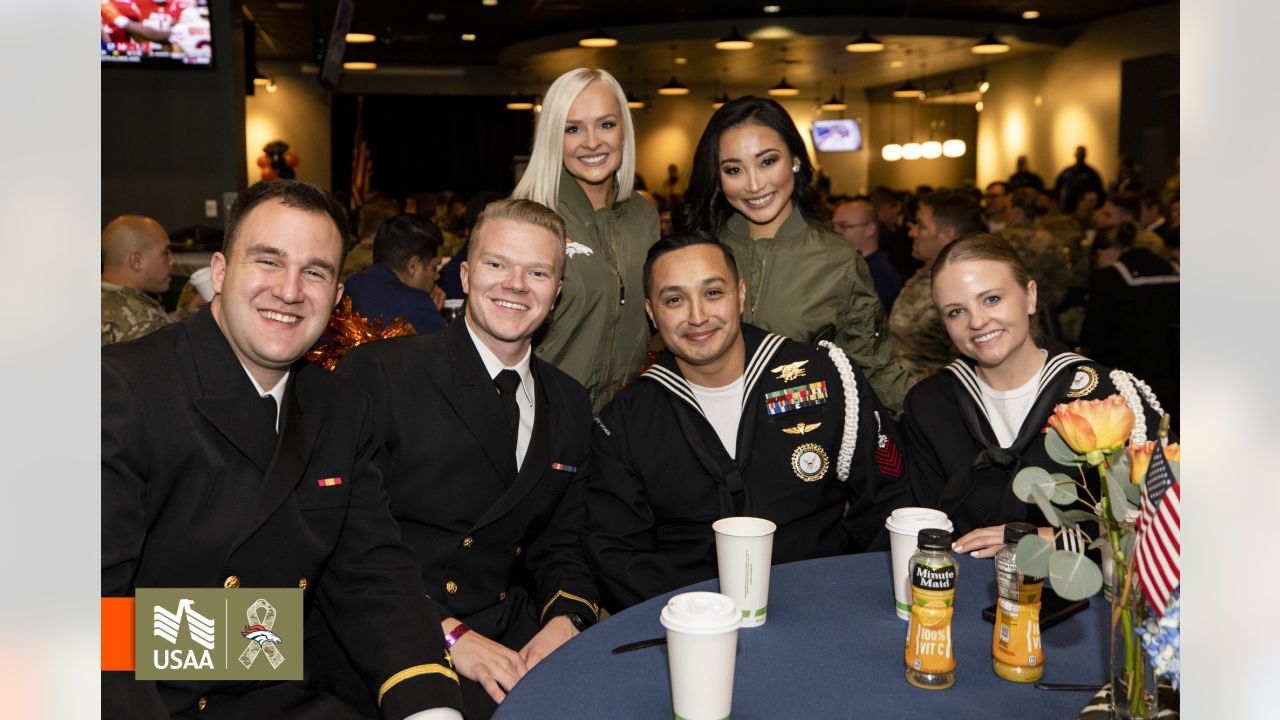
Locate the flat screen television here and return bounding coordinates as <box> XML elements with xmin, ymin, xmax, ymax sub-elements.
<box><xmin>101</xmin><ymin>0</ymin><xmax>213</xmax><ymax>68</ymax></box>
<box><xmin>811</xmin><ymin>119</ymin><xmax>863</xmax><ymax>153</ymax></box>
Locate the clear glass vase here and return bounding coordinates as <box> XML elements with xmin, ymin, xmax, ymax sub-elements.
<box><xmin>1109</xmin><ymin>580</ymin><xmax>1157</xmax><ymax>719</ymax></box>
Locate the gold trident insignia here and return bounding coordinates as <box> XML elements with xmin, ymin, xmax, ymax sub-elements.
<box><xmin>771</xmin><ymin>360</ymin><xmax>809</xmax><ymax>382</ymax></box>
<box><xmin>782</xmin><ymin>422</ymin><xmax>822</xmax><ymax>435</ymax></box>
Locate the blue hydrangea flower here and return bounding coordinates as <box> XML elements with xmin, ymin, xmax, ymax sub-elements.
<box><xmin>1137</xmin><ymin>590</ymin><xmax>1180</xmax><ymax>690</ymax></box>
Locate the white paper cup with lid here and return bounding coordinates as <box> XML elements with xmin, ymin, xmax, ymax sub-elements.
<box><xmin>660</xmin><ymin>591</ymin><xmax>741</xmax><ymax>720</ymax></box>
<box><xmin>713</xmin><ymin>516</ymin><xmax>776</xmax><ymax>628</ymax></box>
<box><xmin>885</xmin><ymin>508</ymin><xmax>954</xmax><ymax>620</ymax></box>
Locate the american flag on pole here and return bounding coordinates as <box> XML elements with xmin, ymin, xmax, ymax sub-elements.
<box><xmin>1133</xmin><ymin>441</ymin><xmax>1180</xmax><ymax>616</ymax></box>
<box><xmin>350</xmin><ymin>96</ymin><xmax>373</xmax><ymax>210</ymax></box>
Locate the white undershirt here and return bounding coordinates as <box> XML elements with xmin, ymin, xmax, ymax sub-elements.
<box><xmin>688</xmin><ymin>376</ymin><xmax>746</xmax><ymax>459</ymax></box>
<box><xmin>465</xmin><ymin>320</ymin><xmax>536</xmax><ymax>470</ymax></box>
<box><xmin>976</xmin><ymin>354</ymin><xmax>1047</xmax><ymax>449</ymax></box>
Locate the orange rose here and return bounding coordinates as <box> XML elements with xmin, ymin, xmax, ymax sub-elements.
<box><xmin>1048</xmin><ymin>396</ymin><xmax>1135</xmax><ymax>462</ymax></box>
<box><xmin>1128</xmin><ymin>441</ymin><xmax>1154</xmax><ymax>484</ymax></box>
<box><xmin>1128</xmin><ymin>441</ymin><xmax>1180</xmax><ymax>483</ymax></box>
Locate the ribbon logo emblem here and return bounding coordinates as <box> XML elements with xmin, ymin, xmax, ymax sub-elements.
<box><xmin>239</xmin><ymin>598</ymin><xmax>285</xmax><ymax>669</ymax></box>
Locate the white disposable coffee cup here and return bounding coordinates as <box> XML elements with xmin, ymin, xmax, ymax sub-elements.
<box><xmin>885</xmin><ymin>508</ymin><xmax>954</xmax><ymax>620</ymax></box>
<box><xmin>189</xmin><ymin>267</ymin><xmax>214</xmax><ymax>302</ymax></box>
<box><xmin>660</xmin><ymin>591</ymin><xmax>741</xmax><ymax>720</ymax></box>
<box><xmin>712</xmin><ymin>516</ymin><xmax>776</xmax><ymax>628</ymax></box>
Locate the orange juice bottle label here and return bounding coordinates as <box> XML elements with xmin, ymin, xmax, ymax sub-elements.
<box><xmin>993</xmin><ymin>581</ymin><xmax>1043</xmax><ymax>670</ymax></box>
<box><xmin>905</xmin><ymin>563</ymin><xmax>956</xmax><ymax>675</ymax></box>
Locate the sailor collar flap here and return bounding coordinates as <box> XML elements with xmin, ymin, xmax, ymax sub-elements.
<box><xmin>640</xmin><ymin>325</ymin><xmax>785</xmax><ymax>419</ymax></box>
<box><xmin>942</xmin><ymin>349</ymin><xmax>1090</xmax><ymax>444</ymax></box>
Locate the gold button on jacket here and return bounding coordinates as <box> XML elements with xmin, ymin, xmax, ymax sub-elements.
<box><xmin>223</xmin><ymin>575</ymin><xmax>240</xmax><ymax>589</ymax></box>
<box><xmin>462</xmin><ymin>536</ymin><xmax>474</xmax><ymax>548</ymax></box>
<box><xmin>298</xmin><ymin>577</ymin><xmax>308</xmax><ymax>590</ymax></box>
<box><xmin>197</xmin><ymin>696</ymin><xmax>207</xmax><ymax>711</ymax></box>
<box><xmin>445</xmin><ymin>580</ymin><xmax>458</xmax><ymax>594</ymax></box>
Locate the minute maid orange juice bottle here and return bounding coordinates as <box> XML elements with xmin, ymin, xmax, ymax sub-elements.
<box><xmin>904</xmin><ymin>528</ymin><xmax>957</xmax><ymax>690</ymax></box>
<box><xmin>992</xmin><ymin>523</ymin><xmax>1045</xmax><ymax>682</ymax></box>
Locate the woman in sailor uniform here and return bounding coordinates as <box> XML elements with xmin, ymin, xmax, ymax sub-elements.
<box><xmin>902</xmin><ymin>234</ymin><xmax>1166</xmax><ymax>559</ymax></box>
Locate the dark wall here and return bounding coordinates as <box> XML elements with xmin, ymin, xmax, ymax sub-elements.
<box><xmin>1119</xmin><ymin>53</ymin><xmax>1179</xmax><ymax>195</ymax></box>
<box><xmin>101</xmin><ymin>2</ymin><xmax>247</xmax><ymax>232</ymax></box>
<box><xmin>331</xmin><ymin>94</ymin><xmax>536</xmax><ymax>201</ymax></box>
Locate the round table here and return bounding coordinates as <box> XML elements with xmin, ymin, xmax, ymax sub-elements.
<box><xmin>494</xmin><ymin>551</ymin><xmax>1107</xmax><ymax>719</ymax></box>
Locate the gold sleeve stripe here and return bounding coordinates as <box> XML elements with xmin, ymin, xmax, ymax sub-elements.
<box><xmin>377</xmin><ymin>663</ymin><xmax>460</xmax><ymax>707</ymax></box>
<box><xmin>539</xmin><ymin>589</ymin><xmax>601</xmax><ymax>623</ymax></box>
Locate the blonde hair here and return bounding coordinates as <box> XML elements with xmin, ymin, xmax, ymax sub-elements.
<box><xmin>512</xmin><ymin>68</ymin><xmax>636</xmax><ymax>210</ymax></box>
<box><xmin>471</xmin><ymin>198</ymin><xmax>568</xmax><ymax>276</ymax></box>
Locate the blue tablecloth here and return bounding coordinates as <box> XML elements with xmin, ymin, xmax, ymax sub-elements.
<box><xmin>494</xmin><ymin>551</ymin><xmax>1107</xmax><ymax>719</ymax></box>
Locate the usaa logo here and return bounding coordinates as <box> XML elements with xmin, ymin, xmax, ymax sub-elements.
<box><xmin>152</xmin><ymin>598</ymin><xmax>216</xmax><ymax>670</ymax></box>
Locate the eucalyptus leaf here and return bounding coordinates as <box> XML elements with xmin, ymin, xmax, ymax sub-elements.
<box><xmin>1119</xmin><ymin>530</ymin><xmax>1136</xmax><ymax>561</ymax></box>
<box><xmin>1049</xmin><ymin>473</ymin><xmax>1079</xmax><ymax>505</ymax></box>
<box><xmin>1109</xmin><ymin>452</ymin><xmax>1132</xmax><ymax>485</ymax></box>
<box><xmin>1052</xmin><ymin>506</ymin><xmax>1079</xmax><ymax>530</ymax></box>
<box><xmin>1013</xmin><ymin>466</ymin><xmax>1055</xmax><ymax>503</ymax></box>
<box><xmin>1048</xmin><ymin>550</ymin><xmax>1103</xmax><ymax>601</ymax></box>
<box><xmin>1122</xmin><ymin>481</ymin><xmax>1143</xmax><ymax>509</ymax></box>
<box><xmin>1063</xmin><ymin>509</ymin><xmax>1102</xmax><ymax>524</ymax></box>
<box><xmin>1104</xmin><ymin>464</ymin><xmax>1131</xmax><ymax>523</ymax></box>
<box><xmin>1088</xmin><ymin>535</ymin><xmax>1109</xmax><ymax>550</ymax></box>
<box><xmin>1044</xmin><ymin>427</ymin><xmax>1085</xmax><ymax>466</ymax></box>
<box><xmin>1030</xmin><ymin>485</ymin><xmax>1060</xmax><ymax>527</ymax></box>
<box><xmin>1016</xmin><ymin>534</ymin><xmax>1053</xmax><ymax>578</ymax></box>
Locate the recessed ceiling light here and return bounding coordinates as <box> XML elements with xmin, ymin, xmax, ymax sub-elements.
<box><xmin>1022</xmin><ymin>10</ymin><xmax>1041</xmax><ymax>20</ymax></box>
<box><xmin>343</xmin><ymin>61</ymin><xmax>377</xmax><ymax>71</ymax></box>
<box><xmin>579</xmin><ymin>29</ymin><xmax>618</xmax><ymax>48</ymax></box>
<box><xmin>461</xmin><ymin>33</ymin><xmax>476</xmax><ymax>42</ymax></box>
<box><xmin>675</xmin><ymin>57</ymin><xmax>688</xmax><ymax>65</ymax></box>
<box><xmin>345</xmin><ymin>33</ymin><xmax>376</xmax><ymax>44</ymax></box>
<box><xmin>763</xmin><ymin>5</ymin><xmax>781</xmax><ymax>13</ymax></box>
<box><xmin>482</xmin><ymin>0</ymin><xmax>498</xmax><ymax>5</ymax></box>
<box><xmin>890</xmin><ymin>60</ymin><xmax>904</xmax><ymax>69</ymax></box>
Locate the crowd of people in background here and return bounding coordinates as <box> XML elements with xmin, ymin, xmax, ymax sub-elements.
<box><xmin>102</xmin><ymin>66</ymin><xmax>1179</xmax><ymax>720</ymax></box>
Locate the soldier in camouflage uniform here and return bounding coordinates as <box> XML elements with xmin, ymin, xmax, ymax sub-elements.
<box><xmin>100</xmin><ymin>215</ymin><xmax>177</xmax><ymax>345</ymax></box>
<box><xmin>1000</xmin><ymin>189</ymin><xmax>1070</xmax><ymax>312</ymax></box>
<box><xmin>888</xmin><ymin>190</ymin><xmax>982</xmax><ymax>386</ymax></box>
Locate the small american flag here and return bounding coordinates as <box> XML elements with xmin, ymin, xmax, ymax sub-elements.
<box><xmin>350</xmin><ymin>96</ymin><xmax>373</xmax><ymax>210</ymax></box>
<box><xmin>1133</xmin><ymin>442</ymin><xmax>1180</xmax><ymax>615</ymax></box>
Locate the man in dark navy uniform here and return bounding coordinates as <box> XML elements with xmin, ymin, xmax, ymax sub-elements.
<box><xmin>328</xmin><ymin>199</ymin><xmax>601</xmax><ymax>719</ymax></box>
<box><xmin>102</xmin><ymin>180</ymin><xmax>464</xmax><ymax>719</ymax></box>
<box><xmin>583</xmin><ymin>230</ymin><xmax>911</xmax><ymax>610</ymax></box>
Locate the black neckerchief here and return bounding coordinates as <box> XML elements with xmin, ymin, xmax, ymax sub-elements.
<box><xmin>640</xmin><ymin>324</ymin><xmax>785</xmax><ymax>515</ymax></box>
<box><xmin>937</xmin><ymin>345</ymin><xmax>1091</xmax><ymax>522</ymax></box>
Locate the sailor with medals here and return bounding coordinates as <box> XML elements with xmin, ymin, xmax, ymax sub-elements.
<box><xmin>902</xmin><ymin>234</ymin><xmax>1169</xmax><ymax>559</ymax></box>
<box><xmin>582</xmin><ymin>230</ymin><xmax>910</xmax><ymax>611</ymax></box>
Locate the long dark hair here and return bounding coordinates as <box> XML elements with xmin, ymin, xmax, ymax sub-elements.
<box><xmin>676</xmin><ymin>96</ymin><xmax>815</xmax><ymax>234</ymax></box>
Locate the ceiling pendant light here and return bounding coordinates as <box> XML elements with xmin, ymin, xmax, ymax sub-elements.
<box><xmin>658</xmin><ymin>75</ymin><xmax>690</xmax><ymax>96</ymax></box>
<box><xmin>922</xmin><ymin>140</ymin><xmax>942</xmax><ymax>159</ymax></box>
<box><xmin>881</xmin><ymin>100</ymin><xmax>902</xmax><ymax>162</ymax></box>
<box><xmin>345</xmin><ymin>32</ymin><xmax>376</xmax><ymax>44</ymax></box>
<box><xmin>626</xmin><ymin>92</ymin><xmax>646</xmax><ymax>109</ymax></box>
<box><xmin>971</xmin><ymin>31</ymin><xmax>1010</xmax><ymax>55</ymax></box>
<box><xmin>342</xmin><ymin>61</ymin><xmax>377</xmax><ymax>71</ymax></box>
<box><xmin>892</xmin><ymin>80</ymin><xmax>923</xmax><ymax>99</ymax></box>
<box><xmin>579</xmin><ymin>29</ymin><xmax>618</xmax><ymax>48</ymax></box>
<box><xmin>820</xmin><ymin>94</ymin><xmax>848</xmax><ymax>111</ymax></box>
<box><xmin>505</xmin><ymin>96</ymin><xmax>535</xmax><ymax>110</ymax></box>
<box><xmin>712</xmin><ymin>93</ymin><xmax>731</xmax><ymax>110</ymax></box>
<box><xmin>768</xmin><ymin>77</ymin><xmax>799</xmax><ymax>97</ymax></box>
<box><xmin>901</xmin><ymin>142</ymin><xmax>923</xmax><ymax>160</ymax></box>
<box><xmin>941</xmin><ymin>82</ymin><xmax>966</xmax><ymax>158</ymax></box>
<box><xmin>715</xmin><ymin>27</ymin><xmax>753</xmax><ymax>51</ymax></box>
<box><xmin>845</xmin><ymin>29</ymin><xmax>885</xmax><ymax>53</ymax></box>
